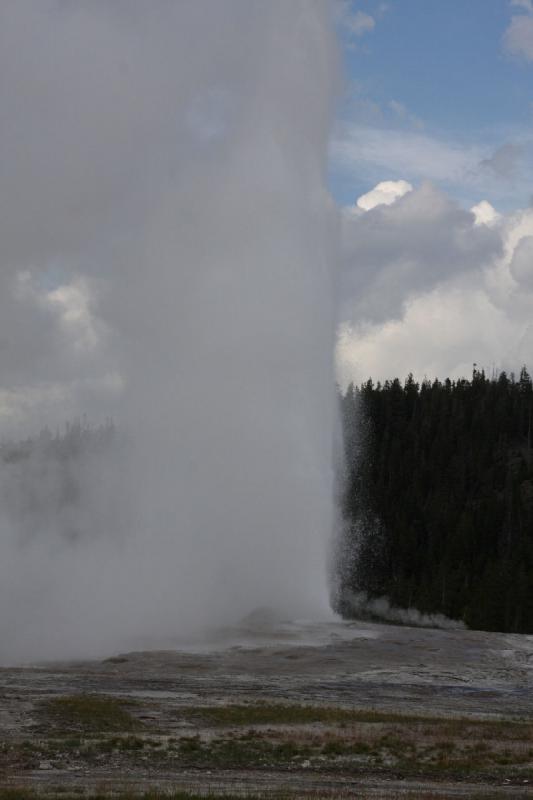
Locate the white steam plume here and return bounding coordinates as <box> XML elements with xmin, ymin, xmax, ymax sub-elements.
<box><xmin>0</xmin><ymin>1</ymin><xmax>339</xmax><ymax>661</ymax></box>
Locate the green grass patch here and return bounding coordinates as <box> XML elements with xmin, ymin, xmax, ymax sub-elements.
<box><xmin>0</xmin><ymin>793</ymin><xmax>301</xmax><ymax>800</ymax></box>
<box><xmin>179</xmin><ymin>703</ymin><xmax>533</xmax><ymax>736</ymax></box>
<box><xmin>176</xmin><ymin>733</ymin><xmax>311</xmax><ymax>768</ymax></box>
<box><xmin>178</xmin><ymin>703</ymin><xmax>434</xmax><ymax>727</ymax></box>
<box><xmin>42</xmin><ymin>694</ymin><xmax>142</xmax><ymax>733</ymax></box>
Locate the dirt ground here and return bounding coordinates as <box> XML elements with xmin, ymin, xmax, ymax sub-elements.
<box><xmin>1</xmin><ymin>616</ymin><xmax>533</xmax><ymax>798</ymax></box>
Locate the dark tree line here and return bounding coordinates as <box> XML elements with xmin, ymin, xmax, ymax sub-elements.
<box><xmin>0</xmin><ymin>417</ymin><xmax>115</xmax><ymax>465</ymax></box>
<box><xmin>0</xmin><ymin>419</ymin><xmax>116</xmax><ymax>545</ymax></box>
<box><xmin>335</xmin><ymin>367</ymin><xmax>533</xmax><ymax>633</ymax></box>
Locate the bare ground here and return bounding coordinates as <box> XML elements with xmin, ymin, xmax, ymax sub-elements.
<box><xmin>1</xmin><ymin>618</ymin><xmax>533</xmax><ymax>798</ymax></box>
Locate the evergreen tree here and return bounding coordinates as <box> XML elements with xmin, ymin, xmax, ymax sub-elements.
<box><xmin>336</xmin><ymin>367</ymin><xmax>533</xmax><ymax>633</ymax></box>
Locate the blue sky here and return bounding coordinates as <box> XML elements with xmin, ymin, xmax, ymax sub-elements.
<box><xmin>332</xmin><ymin>1</ymin><xmax>533</xmax><ymax>386</ymax></box>
<box><xmin>331</xmin><ymin>0</ymin><xmax>533</xmax><ymax>211</ymax></box>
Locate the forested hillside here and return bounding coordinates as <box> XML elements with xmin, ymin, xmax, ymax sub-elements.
<box><xmin>336</xmin><ymin>368</ymin><xmax>533</xmax><ymax>634</ymax></box>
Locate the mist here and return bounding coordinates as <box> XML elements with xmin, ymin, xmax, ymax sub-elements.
<box><xmin>0</xmin><ymin>1</ymin><xmax>340</xmax><ymax>662</ymax></box>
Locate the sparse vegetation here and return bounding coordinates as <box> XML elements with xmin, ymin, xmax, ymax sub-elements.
<box><xmin>0</xmin><ymin>793</ymin><xmax>312</xmax><ymax>800</ymax></box>
<box><xmin>177</xmin><ymin>703</ymin><xmax>428</xmax><ymax>727</ymax></box>
<box><xmin>41</xmin><ymin>694</ymin><xmax>142</xmax><ymax>733</ymax></box>
<box><xmin>3</xmin><ymin>701</ymin><xmax>531</xmax><ymax>788</ymax></box>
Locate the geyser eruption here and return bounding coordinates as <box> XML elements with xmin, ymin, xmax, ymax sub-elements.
<box><xmin>0</xmin><ymin>1</ymin><xmax>339</xmax><ymax>662</ymax></box>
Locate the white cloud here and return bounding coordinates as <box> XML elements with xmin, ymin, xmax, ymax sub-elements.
<box><xmin>504</xmin><ymin>13</ymin><xmax>533</xmax><ymax>60</ymax></box>
<box><xmin>337</xmin><ymin>3</ymin><xmax>375</xmax><ymax>37</ymax></box>
<box><xmin>509</xmin><ymin>235</ymin><xmax>533</xmax><ymax>287</ymax></box>
<box><xmin>45</xmin><ymin>281</ymin><xmax>102</xmax><ymax>353</ymax></box>
<box><xmin>332</xmin><ymin>121</ymin><xmax>533</xmax><ymax>211</ymax></box>
<box><xmin>388</xmin><ymin>99</ymin><xmax>424</xmax><ymax>130</ymax></box>
<box><xmin>356</xmin><ymin>179</ymin><xmax>413</xmax><ymax>211</ymax></box>
<box><xmin>337</xmin><ymin>190</ymin><xmax>533</xmax><ymax>388</ymax></box>
<box><xmin>346</xmin><ymin>10</ymin><xmax>375</xmax><ymax>36</ymax></box>
<box><xmin>336</xmin><ymin>286</ymin><xmax>516</xmax><ymax>386</ymax></box>
<box><xmin>340</xmin><ymin>182</ymin><xmax>501</xmax><ymax>325</ymax></box>
<box><xmin>332</xmin><ymin>124</ymin><xmax>481</xmax><ymax>183</ymax></box>
<box><xmin>470</xmin><ymin>200</ymin><xmax>501</xmax><ymax>226</ymax></box>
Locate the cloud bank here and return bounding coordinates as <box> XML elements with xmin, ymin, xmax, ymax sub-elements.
<box><xmin>337</xmin><ymin>180</ymin><xmax>533</xmax><ymax>387</ymax></box>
